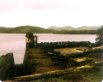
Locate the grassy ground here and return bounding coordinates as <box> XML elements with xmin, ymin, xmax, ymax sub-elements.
<box><xmin>82</xmin><ymin>71</ymin><xmax>103</xmax><ymax>82</ymax></box>
<box><xmin>15</xmin><ymin>46</ymin><xmax>103</xmax><ymax>82</ymax></box>
<box><xmin>52</xmin><ymin>47</ymin><xmax>103</xmax><ymax>82</ymax></box>
<box><xmin>31</xmin><ymin>70</ymin><xmax>102</xmax><ymax>82</ymax></box>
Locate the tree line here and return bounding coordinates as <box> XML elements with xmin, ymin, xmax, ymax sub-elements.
<box><xmin>0</xmin><ymin>25</ymin><xmax>97</xmax><ymax>34</ymax></box>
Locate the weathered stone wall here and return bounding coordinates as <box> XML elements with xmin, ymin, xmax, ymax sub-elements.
<box><xmin>38</xmin><ymin>41</ymin><xmax>95</xmax><ymax>49</ymax></box>
<box><xmin>0</xmin><ymin>53</ymin><xmax>15</xmax><ymax>80</ymax></box>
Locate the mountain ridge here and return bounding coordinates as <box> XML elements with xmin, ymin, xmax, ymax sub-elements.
<box><xmin>47</xmin><ymin>26</ymin><xmax>100</xmax><ymax>30</ymax></box>
<box><xmin>0</xmin><ymin>25</ymin><xmax>100</xmax><ymax>34</ymax></box>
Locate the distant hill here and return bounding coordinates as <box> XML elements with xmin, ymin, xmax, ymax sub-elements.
<box><xmin>76</xmin><ymin>26</ymin><xmax>100</xmax><ymax>30</ymax></box>
<box><xmin>48</xmin><ymin>26</ymin><xmax>74</xmax><ymax>31</ymax></box>
<box><xmin>0</xmin><ymin>25</ymin><xmax>100</xmax><ymax>34</ymax></box>
<box><xmin>47</xmin><ymin>26</ymin><xmax>100</xmax><ymax>30</ymax></box>
<box><xmin>12</xmin><ymin>25</ymin><xmax>46</xmax><ymax>33</ymax></box>
<box><xmin>0</xmin><ymin>25</ymin><xmax>46</xmax><ymax>33</ymax></box>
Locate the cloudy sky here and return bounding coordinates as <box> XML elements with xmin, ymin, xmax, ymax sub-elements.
<box><xmin>0</xmin><ymin>0</ymin><xmax>103</xmax><ymax>28</ymax></box>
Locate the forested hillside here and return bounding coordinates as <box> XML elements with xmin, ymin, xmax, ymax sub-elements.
<box><xmin>0</xmin><ymin>25</ymin><xmax>98</xmax><ymax>34</ymax></box>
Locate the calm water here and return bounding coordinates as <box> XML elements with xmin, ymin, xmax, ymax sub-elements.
<box><xmin>0</xmin><ymin>34</ymin><xmax>97</xmax><ymax>64</ymax></box>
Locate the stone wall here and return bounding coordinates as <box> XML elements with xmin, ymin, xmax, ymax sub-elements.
<box><xmin>0</xmin><ymin>53</ymin><xmax>15</xmax><ymax>80</ymax></box>
<box><xmin>38</xmin><ymin>41</ymin><xmax>95</xmax><ymax>49</ymax></box>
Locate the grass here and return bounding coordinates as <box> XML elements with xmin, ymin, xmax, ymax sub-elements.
<box><xmin>15</xmin><ymin>46</ymin><xmax>103</xmax><ymax>82</ymax></box>
<box><xmin>82</xmin><ymin>71</ymin><xmax>103</xmax><ymax>82</ymax></box>
<box><xmin>54</xmin><ymin>47</ymin><xmax>84</xmax><ymax>56</ymax></box>
<box><xmin>32</xmin><ymin>67</ymin><xmax>103</xmax><ymax>82</ymax></box>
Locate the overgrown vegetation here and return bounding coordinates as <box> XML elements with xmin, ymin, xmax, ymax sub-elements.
<box><xmin>15</xmin><ymin>46</ymin><xmax>103</xmax><ymax>82</ymax></box>
<box><xmin>96</xmin><ymin>26</ymin><xmax>103</xmax><ymax>45</ymax></box>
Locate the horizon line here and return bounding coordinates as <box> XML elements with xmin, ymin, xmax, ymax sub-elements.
<box><xmin>0</xmin><ymin>25</ymin><xmax>101</xmax><ymax>28</ymax></box>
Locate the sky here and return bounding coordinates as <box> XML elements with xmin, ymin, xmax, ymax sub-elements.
<box><xmin>0</xmin><ymin>0</ymin><xmax>103</xmax><ymax>28</ymax></box>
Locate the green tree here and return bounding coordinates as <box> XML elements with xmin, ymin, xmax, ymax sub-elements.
<box><xmin>96</xmin><ymin>26</ymin><xmax>103</xmax><ymax>45</ymax></box>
